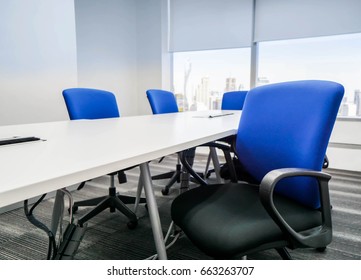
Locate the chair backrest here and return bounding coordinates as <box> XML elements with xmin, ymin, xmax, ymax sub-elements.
<box><xmin>146</xmin><ymin>89</ymin><xmax>179</xmax><ymax>114</ymax></box>
<box><xmin>235</xmin><ymin>80</ymin><xmax>344</xmax><ymax>209</ymax></box>
<box><xmin>221</xmin><ymin>91</ymin><xmax>248</xmax><ymax>110</ymax></box>
<box><xmin>62</xmin><ymin>88</ymin><xmax>120</xmax><ymax>120</ymax></box>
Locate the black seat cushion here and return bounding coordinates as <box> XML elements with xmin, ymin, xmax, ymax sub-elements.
<box><xmin>171</xmin><ymin>183</ymin><xmax>322</xmax><ymax>258</ymax></box>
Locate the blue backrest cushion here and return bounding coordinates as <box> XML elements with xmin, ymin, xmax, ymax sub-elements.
<box><xmin>221</xmin><ymin>91</ymin><xmax>248</xmax><ymax>110</ymax></box>
<box><xmin>63</xmin><ymin>88</ymin><xmax>120</xmax><ymax>120</ymax></box>
<box><xmin>146</xmin><ymin>89</ymin><xmax>179</xmax><ymax>114</ymax></box>
<box><xmin>235</xmin><ymin>80</ymin><xmax>344</xmax><ymax>208</ymax></box>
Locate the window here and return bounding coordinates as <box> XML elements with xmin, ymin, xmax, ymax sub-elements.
<box><xmin>172</xmin><ymin>48</ymin><xmax>251</xmax><ymax>111</ymax></box>
<box><xmin>258</xmin><ymin>33</ymin><xmax>361</xmax><ymax>118</ymax></box>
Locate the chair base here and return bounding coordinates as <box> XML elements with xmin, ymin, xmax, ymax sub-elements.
<box><xmin>75</xmin><ymin>186</ymin><xmax>146</xmax><ymax>229</ymax></box>
<box><xmin>72</xmin><ymin>194</ymin><xmax>146</xmax><ymax>210</ymax></box>
<box><xmin>153</xmin><ymin>164</ymin><xmax>203</xmax><ymax>196</ymax></box>
<box><xmin>153</xmin><ymin>148</ymin><xmax>203</xmax><ymax>195</ymax></box>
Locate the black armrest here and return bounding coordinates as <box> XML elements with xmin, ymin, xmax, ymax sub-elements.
<box><xmin>259</xmin><ymin>168</ymin><xmax>332</xmax><ymax>249</ymax></box>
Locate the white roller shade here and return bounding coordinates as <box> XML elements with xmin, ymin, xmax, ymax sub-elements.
<box><xmin>170</xmin><ymin>0</ymin><xmax>253</xmax><ymax>52</ymax></box>
<box><xmin>255</xmin><ymin>0</ymin><xmax>361</xmax><ymax>42</ymax></box>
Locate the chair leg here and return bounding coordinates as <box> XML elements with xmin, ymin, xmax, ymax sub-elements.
<box><xmin>71</xmin><ymin>195</ymin><xmax>106</xmax><ymax>213</ymax></box>
<box><xmin>161</xmin><ymin>167</ymin><xmax>181</xmax><ymax>195</ymax></box>
<box><xmin>77</xmin><ymin>197</ymin><xmax>110</xmax><ymax>226</ymax></box>
<box><xmin>73</xmin><ymin>196</ymin><xmax>107</xmax><ymax>207</ymax></box>
<box><xmin>116</xmin><ymin>194</ymin><xmax>146</xmax><ymax>204</ymax></box>
<box><xmin>275</xmin><ymin>248</ymin><xmax>292</xmax><ymax>260</ymax></box>
<box><xmin>112</xmin><ymin>196</ymin><xmax>138</xmax><ymax>228</ymax></box>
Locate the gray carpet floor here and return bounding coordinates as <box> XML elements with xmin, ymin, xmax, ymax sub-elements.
<box><xmin>0</xmin><ymin>154</ymin><xmax>360</xmax><ymax>260</ymax></box>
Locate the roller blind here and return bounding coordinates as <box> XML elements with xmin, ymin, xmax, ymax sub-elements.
<box><xmin>255</xmin><ymin>0</ymin><xmax>361</xmax><ymax>42</ymax></box>
<box><xmin>169</xmin><ymin>0</ymin><xmax>253</xmax><ymax>52</ymax></box>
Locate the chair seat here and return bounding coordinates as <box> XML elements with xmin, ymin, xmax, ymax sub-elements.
<box><xmin>171</xmin><ymin>183</ymin><xmax>322</xmax><ymax>258</ymax></box>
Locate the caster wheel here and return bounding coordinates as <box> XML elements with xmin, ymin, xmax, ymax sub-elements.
<box><xmin>127</xmin><ymin>220</ymin><xmax>138</xmax><ymax>230</ymax></box>
<box><xmin>316</xmin><ymin>247</ymin><xmax>326</xmax><ymax>252</ymax></box>
<box><xmin>161</xmin><ymin>189</ymin><xmax>169</xmax><ymax>195</ymax></box>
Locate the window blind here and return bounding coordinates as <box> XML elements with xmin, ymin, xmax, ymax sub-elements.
<box><xmin>255</xmin><ymin>0</ymin><xmax>361</xmax><ymax>42</ymax></box>
<box><xmin>169</xmin><ymin>0</ymin><xmax>253</xmax><ymax>52</ymax></box>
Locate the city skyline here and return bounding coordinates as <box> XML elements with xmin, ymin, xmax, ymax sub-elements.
<box><xmin>173</xmin><ymin>33</ymin><xmax>361</xmax><ymax>117</ymax></box>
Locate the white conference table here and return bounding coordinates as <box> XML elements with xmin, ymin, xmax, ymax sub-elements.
<box><xmin>0</xmin><ymin>110</ymin><xmax>241</xmax><ymax>260</ymax></box>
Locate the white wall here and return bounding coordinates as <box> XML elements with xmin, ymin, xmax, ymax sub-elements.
<box><xmin>0</xmin><ymin>0</ymin><xmax>78</xmax><ymax>125</ymax></box>
<box><xmin>74</xmin><ymin>0</ymin><xmax>138</xmax><ymax>116</ymax></box>
<box><xmin>136</xmin><ymin>0</ymin><xmax>171</xmax><ymax>115</ymax></box>
<box><xmin>0</xmin><ymin>0</ymin><xmax>169</xmax><ymax>121</ymax></box>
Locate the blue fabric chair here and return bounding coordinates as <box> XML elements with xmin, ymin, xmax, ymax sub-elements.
<box><xmin>221</xmin><ymin>90</ymin><xmax>248</xmax><ymax>110</ymax></box>
<box><xmin>146</xmin><ymin>89</ymin><xmax>179</xmax><ymax>114</ymax></box>
<box><xmin>63</xmin><ymin>88</ymin><xmax>120</xmax><ymax>119</ymax></box>
<box><xmin>62</xmin><ymin>88</ymin><xmax>145</xmax><ymax>228</ymax></box>
<box><xmin>171</xmin><ymin>80</ymin><xmax>344</xmax><ymax>259</ymax></box>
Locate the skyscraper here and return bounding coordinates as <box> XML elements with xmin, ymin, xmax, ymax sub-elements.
<box><xmin>183</xmin><ymin>59</ymin><xmax>192</xmax><ymax>111</ymax></box>
<box><xmin>339</xmin><ymin>96</ymin><xmax>349</xmax><ymax>117</ymax></box>
<box><xmin>257</xmin><ymin>77</ymin><xmax>270</xmax><ymax>86</ymax></box>
<box><xmin>354</xmin><ymin>89</ymin><xmax>361</xmax><ymax>116</ymax></box>
<box><xmin>196</xmin><ymin>77</ymin><xmax>209</xmax><ymax>106</ymax></box>
<box><xmin>225</xmin><ymin>77</ymin><xmax>236</xmax><ymax>92</ymax></box>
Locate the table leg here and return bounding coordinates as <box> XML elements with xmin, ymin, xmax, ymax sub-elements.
<box><xmin>139</xmin><ymin>162</ymin><xmax>167</xmax><ymax>260</ymax></box>
<box><xmin>134</xmin><ymin>176</ymin><xmax>143</xmax><ymax>213</ymax></box>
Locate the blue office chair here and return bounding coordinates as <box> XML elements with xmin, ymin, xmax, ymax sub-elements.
<box><xmin>62</xmin><ymin>88</ymin><xmax>145</xmax><ymax>229</ymax></box>
<box><xmin>221</xmin><ymin>90</ymin><xmax>248</xmax><ymax>110</ymax></box>
<box><xmin>146</xmin><ymin>89</ymin><xmax>204</xmax><ymax>195</ymax></box>
<box><xmin>171</xmin><ymin>80</ymin><xmax>344</xmax><ymax>259</ymax></box>
<box><xmin>147</xmin><ymin>89</ymin><xmax>179</xmax><ymax>115</ymax></box>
